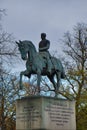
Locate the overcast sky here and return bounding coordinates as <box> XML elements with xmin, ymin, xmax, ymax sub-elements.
<box><xmin>1</xmin><ymin>0</ymin><xmax>87</xmax><ymax>72</ymax></box>
<box><xmin>1</xmin><ymin>0</ymin><xmax>87</xmax><ymax>50</ymax></box>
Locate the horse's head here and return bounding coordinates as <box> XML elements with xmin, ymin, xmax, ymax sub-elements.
<box><xmin>16</xmin><ymin>40</ymin><xmax>29</xmax><ymax>60</ymax></box>
<box><xmin>16</xmin><ymin>40</ymin><xmax>37</xmax><ymax>61</ymax></box>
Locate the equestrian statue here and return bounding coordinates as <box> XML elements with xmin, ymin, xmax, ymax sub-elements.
<box><xmin>16</xmin><ymin>33</ymin><xmax>65</xmax><ymax>95</ymax></box>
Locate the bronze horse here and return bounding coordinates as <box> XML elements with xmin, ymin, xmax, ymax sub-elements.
<box><xmin>16</xmin><ymin>40</ymin><xmax>65</xmax><ymax>95</ymax></box>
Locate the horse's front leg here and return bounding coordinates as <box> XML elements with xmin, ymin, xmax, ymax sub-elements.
<box><xmin>20</xmin><ymin>70</ymin><xmax>29</xmax><ymax>89</ymax></box>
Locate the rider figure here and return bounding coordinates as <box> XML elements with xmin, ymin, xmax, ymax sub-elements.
<box><xmin>39</xmin><ymin>33</ymin><xmax>52</xmax><ymax>73</ymax></box>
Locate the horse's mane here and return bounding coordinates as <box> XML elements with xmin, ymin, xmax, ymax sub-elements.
<box><xmin>22</xmin><ymin>40</ymin><xmax>37</xmax><ymax>52</ymax></box>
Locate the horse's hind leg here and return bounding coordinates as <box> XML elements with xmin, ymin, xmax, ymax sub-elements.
<box><xmin>37</xmin><ymin>70</ymin><xmax>41</xmax><ymax>94</ymax></box>
<box><xmin>48</xmin><ymin>73</ymin><xmax>60</xmax><ymax>97</ymax></box>
<box><xmin>56</xmin><ymin>71</ymin><xmax>61</xmax><ymax>92</ymax></box>
<box><xmin>47</xmin><ymin>75</ymin><xmax>57</xmax><ymax>92</ymax></box>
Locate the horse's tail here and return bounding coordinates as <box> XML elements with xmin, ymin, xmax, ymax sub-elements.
<box><xmin>51</xmin><ymin>57</ymin><xmax>65</xmax><ymax>78</ymax></box>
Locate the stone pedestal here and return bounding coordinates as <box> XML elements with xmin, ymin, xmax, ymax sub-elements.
<box><xmin>16</xmin><ymin>96</ymin><xmax>76</xmax><ymax>130</ymax></box>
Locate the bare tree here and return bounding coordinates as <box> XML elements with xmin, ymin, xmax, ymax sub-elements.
<box><xmin>0</xmin><ymin>9</ymin><xmax>18</xmax><ymax>67</ymax></box>
<box><xmin>0</xmin><ymin>67</ymin><xmax>20</xmax><ymax>130</ymax></box>
<box><xmin>0</xmin><ymin>9</ymin><xmax>20</xmax><ymax>130</ymax></box>
<box><xmin>61</xmin><ymin>23</ymin><xmax>87</xmax><ymax>130</ymax></box>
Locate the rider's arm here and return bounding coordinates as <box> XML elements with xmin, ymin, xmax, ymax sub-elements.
<box><xmin>39</xmin><ymin>40</ymin><xmax>50</xmax><ymax>51</ymax></box>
